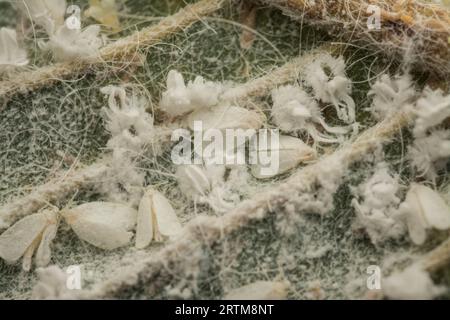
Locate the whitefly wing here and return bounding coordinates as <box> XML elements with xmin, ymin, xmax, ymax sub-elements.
<box><xmin>152</xmin><ymin>190</ymin><xmax>182</xmax><ymax>240</ymax></box>
<box><xmin>135</xmin><ymin>192</ymin><xmax>154</xmax><ymax>249</ymax></box>
<box><xmin>62</xmin><ymin>202</ymin><xmax>137</xmax><ymax>250</ymax></box>
<box><xmin>414</xmin><ymin>184</ymin><xmax>450</xmax><ymax>230</ymax></box>
<box><xmin>0</xmin><ymin>212</ymin><xmax>49</xmax><ymax>263</ymax></box>
<box><xmin>35</xmin><ymin>220</ymin><xmax>59</xmax><ymax>268</ymax></box>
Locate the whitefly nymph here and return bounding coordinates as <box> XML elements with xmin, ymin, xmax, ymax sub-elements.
<box><xmin>271</xmin><ymin>85</ymin><xmax>350</xmax><ymax>144</ymax></box>
<box><xmin>160</xmin><ymin>70</ymin><xmax>224</xmax><ymax>118</ymax></box>
<box><xmin>15</xmin><ymin>0</ymin><xmax>104</xmax><ymax>61</ymax></box>
<box><xmin>175</xmin><ymin>164</ymin><xmax>239</xmax><ymax>213</ymax></box>
<box><xmin>304</xmin><ymin>53</ymin><xmax>355</xmax><ymax>124</ymax></box>
<box><xmin>351</xmin><ymin>164</ymin><xmax>405</xmax><ymax>245</ymax></box>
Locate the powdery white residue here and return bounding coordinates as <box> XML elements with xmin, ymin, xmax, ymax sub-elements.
<box><xmin>383</xmin><ymin>264</ymin><xmax>445</xmax><ymax>300</ymax></box>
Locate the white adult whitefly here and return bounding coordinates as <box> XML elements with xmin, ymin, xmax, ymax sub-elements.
<box><xmin>399</xmin><ymin>183</ymin><xmax>450</xmax><ymax>245</ymax></box>
<box><xmin>135</xmin><ymin>188</ymin><xmax>183</xmax><ymax>249</ymax></box>
<box><xmin>0</xmin><ymin>27</ymin><xmax>29</xmax><ymax>74</ymax></box>
<box><xmin>250</xmin><ymin>134</ymin><xmax>317</xmax><ymax>179</ymax></box>
<box><xmin>175</xmin><ymin>164</ymin><xmax>239</xmax><ymax>213</ymax></box>
<box><xmin>305</xmin><ymin>53</ymin><xmax>356</xmax><ymax>124</ymax></box>
<box><xmin>407</xmin><ymin>88</ymin><xmax>450</xmax><ymax>180</ymax></box>
<box><xmin>16</xmin><ymin>0</ymin><xmax>104</xmax><ymax>61</ymax></box>
<box><xmin>0</xmin><ymin>207</ymin><xmax>59</xmax><ymax>271</ymax></box>
<box><xmin>34</xmin><ymin>222</ymin><xmax>58</xmax><ymax>269</ymax></box>
<box><xmin>61</xmin><ymin>202</ymin><xmax>137</xmax><ymax>250</ymax></box>
<box><xmin>412</xmin><ymin>88</ymin><xmax>450</xmax><ymax>139</ymax></box>
<box><xmin>271</xmin><ymin>85</ymin><xmax>350</xmax><ymax>144</ymax></box>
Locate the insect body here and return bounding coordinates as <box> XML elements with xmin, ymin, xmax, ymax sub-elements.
<box><xmin>400</xmin><ymin>183</ymin><xmax>450</xmax><ymax>245</ymax></box>
<box><xmin>0</xmin><ymin>189</ymin><xmax>182</xmax><ymax>270</ymax></box>
<box><xmin>135</xmin><ymin>188</ymin><xmax>183</xmax><ymax>249</ymax></box>
<box><xmin>250</xmin><ymin>134</ymin><xmax>317</xmax><ymax>179</ymax></box>
<box><xmin>61</xmin><ymin>202</ymin><xmax>137</xmax><ymax>250</ymax></box>
<box><xmin>0</xmin><ymin>207</ymin><xmax>59</xmax><ymax>271</ymax></box>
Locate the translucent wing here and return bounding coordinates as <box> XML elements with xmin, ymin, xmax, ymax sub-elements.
<box><xmin>0</xmin><ymin>213</ymin><xmax>49</xmax><ymax>263</ymax></box>
<box><xmin>405</xmin><ymin>205</ymin><xmax>427</xmax><ymax>245</ymax></box>
<box><xmin>152</xmin><ymin>190</ymin><xmax>182</xmax><ymax>241</ymax></box>
<box><xmin>414</xmin><ymin>184</ymin><xmax>450</xmax><ymax>230</ymax></box>
<box><xmin>403</xmin><ymin>185</ymin><xmax>428</xmax><ymax>245</ymax></box>
<box><xmin>66</xmin><ymin>217</ymin><xmax>133</xmax><ymax>250</ymax></box>
<box><xmin>62</xmin><ymin>202</ymin><xmax>137</xmax><ymax>250</ymax></box>
<box><xmin>65</xmin><ymin>202</ymin><xmax>136</xmax><ymax>230</ymax></box>
<box><xmin>135</xmin><ymin>193</ymin><xmax>154</xmax><ymax>249</ymax></box>
<box><xmin>251</xmin><ymin>135</ymin><xmax>316</xmax><ymax>179</ymax></box>
<box><xmin>35</xmin><ymin>222</ymin><xmax>58</xmax><ymax>268</ymax></box>
<box><xmin>22</xmin><ymin>236</ymin><xmax>42</xmax><ymax>272</ymax></box>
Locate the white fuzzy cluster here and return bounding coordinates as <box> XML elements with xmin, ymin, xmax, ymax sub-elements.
<box><xmin>398</xmin><ymin>183</ymin><xmax>450</xmax><ymax>245</ymax></box>
<box><xmin>32</xmin><ymin>265</ymin><xmax>76</xmax><ymax>299</ymax></box>
<box><xmin>100</xmin><ymin>85</ymin><xmax>158</xmax><ymax>205</ymax></box>
<box><xmin>43</xmin><ymin>25</ymin><xmax>103</xmax><ymax>62</ymax></box>
<box><xmin>0</xmin><ymin>27</ymin><xmax>28</xmax><ymax>74</ymax></box>
<box><xmin>176</xmin><ymin>164</ymin><xmax>245</xmax><ymax>214</ymax></box>
<box><xmin>351</xmin><ymin>163</ymin><xmax>405</xmax><ymax>245</ymax></box>
<box><xmin>408</xmin><ymin>88</ymin><xmax>450</xmax><ymax>180</ymax></box>
<box><xmin>101</xmin><ymin>85</ymin><xmax>156</xmax><ymax>154</ymax></box>
<box><xmin>383</xmin><ymin>264</ymin><xmax>444</xmax><ymax>300</ymax></box>
<box><xmin>14</xmin><ymin>0</ymin><xmax>66</xmax><ymax>34</ymax></box>
<box><xmin>368</xmin><ymin>73</ymin><xmax>416</xmax><ymax>120</ymax></box>
<box><xmin>271</xmin><ymin>84</ymin><xmax>350</xmax><ymax>144</ymax></box>
<box><xmin>304</xmin><ymin>53</ymin><xmax>355</xmax><ymax>124</ymax></box>
<box><xmin>15</xmin><ymin>0</ymin><xmax>104</xmax><ymax>61</ymax></box>
<box><xmin>160</xmin><ymin>70</ymin><xmax>224</xmax><ymax>118</ymax></box>
<box><xmin>0</xmin><ymin>207</ymin><xmax>59</xmax><ymax>271</ymax></box>
<box><xmin>352</xmin><ymin>162</ymin><xmax>450</xmax><ymax>245</ymax></box>
<box><xmin>271</xmin><ymin>85</ymin><xmax>320</xmax><ymax>131</ymax></box>
<box><xmin>270</xmin><ymin>54</ymin><xmax>357</xmax><ymax>146</ymax></box>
